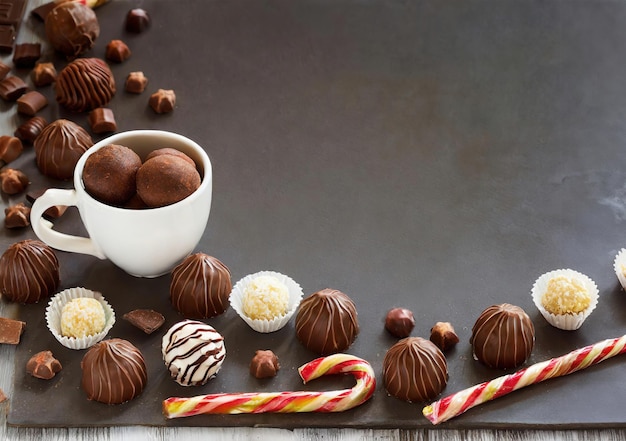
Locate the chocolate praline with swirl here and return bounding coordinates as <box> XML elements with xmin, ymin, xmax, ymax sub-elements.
<box><xmin>470</xmin><ymin>303</ymin><xmax>535</xmax><ymax>369</ymax></box>
<box><xmin>34</xmin><ymin>119</ymin><xmax>92</xmax><ymax>180</ymax></box>
<box><xmin>55</xmin><ymin>58</ymin><xmax>116</xmax><ymax>112</ymax></box>
<box><xmin>295</xmin><ymin>288</ymin><xmax>359</xmax><ymax>355</ymax></box>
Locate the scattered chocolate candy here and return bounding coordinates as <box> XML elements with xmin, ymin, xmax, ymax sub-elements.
<box><xmin>145</xmin><ymin>147</ymin><xmax>195</xmax><ymax>166</ymax></box>
<box><xmin>105</xmin><ymin>39</ymin><xmax>131</xmax><ymax>62</ymax></box>
<box><xmin>0</xmin><ymin>168</ymin><xmax>28</xmax><ymax>194</ymax></box>
<box><xmin>45</xmin><ymin>1</ymin><xmax>99</xmax><ymax>60</ymax></box>
<box><xmin>384</xmin><ymin>307</ymin><xmax>415</xmax><ymax>338</ymax></box>
<box><xmin>88</xmin><ymin>107</ymin><xmax>117</xmax><ymax>134</ymax></box>
<box><xmin>12</xmin><ymin>42</ymin><xmax>40</xmax><ymax>68</ymax></box>
<box><xmin>429</xmin><ymin>321</ymin><xmax>460</xmax><ymax>351</ymax></box>
<box><xmin>250</xmin><ymin>350</ymin><xmax>280</xmax><ymax>379</ymax></box>
<box><xmin>470</xmin><ymin>303</ymin><xmax>535</xmax><ymax>369</ymax></box>
<box><xmin>125</xmin><ymin>71</ymin><xmax>147</xmax><ymax>94</ymax></box>
<box><xmin>14</xmin><ymin>116</ymin><xmax>47</xmax><ymax>144</ymax></box>
<box><xmin>0</xmin><ymin>0</ymin><xmax>26</xmax><ymax>53</ymax></box>
<box><xmin>0</xmin><ymin>76</ymin><xmax>27</xmax><ymax>101</ymax></box>
<box><xmin>30</xmin><ymin>1</ymin><xmax>57</xmax><ymax>22</ymax></box>
<box><xmin>149</xmin><ymin>88</ymin><xmax>176</xmax><ymax>114</ymax></box>
<box><xmin>25</xmin><ymin>189</ymin><xmax>67</xmax><ymax>219</ymax></box>
<box><xmin>0</xmin><ymin>316</ymin><xmax>25</xmax><ymax>344</ymax></box>
<box><xmin>0</xmin><ymin>135</ymin><xmax>23</xmax><ymax>163</ymax></box>
<box><xmin>83</xmin><ymin>144</ymin><xmax>141</xmax><ymax>205</ymax></box>
<box><xmin>136</xmin><ymin>153</ymin><xmax>200</xmax><ymax>207</ymax></box>
<box><xmin>34</xmin><ymin>119</ymin><xmax>93</xmax><ymax>180</ymax></box>
<box><xmin>0</xmin><ymin>62</ymin><xmax>9</xmax><ymax>79</ymax></box>
<box><xmin>56</xmin><ymin>58</ymin><xmax>116</xmax><ymax>112</ymax></box>
<box><xmin>0</xmin><ymin>240</ymin><xmax>60</xmax><ymax>304</ymax></box>
<box><xmin>125</xmin><ymin>8</ymin><xmax>150</xmax><ymax>33</ymax></box>
<box><xmin>122</xmin><ymin>309</ymin><xmax>165</xmax><ymax>334</ymax></box>
<box><xmin>26</xmin><ymin>350</ymin><xmax>62</xmax><ymax>379</ymax></box>
<box><xmin>16</xmin><ymin>90</ymin><xmax>48</xmax><ymax>116</ymax></box>
<box><xmin>4</xmin><ymin>202</ymin><xmax>30</xmax><ymax>228</ymax></box>
<box><xmin>31</xmin><ymin>62</ymin><xmax>57</xmax><ymax>87</ymax></box>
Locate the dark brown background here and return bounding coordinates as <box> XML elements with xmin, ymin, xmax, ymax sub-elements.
<box><xmin>3</xmin><ymin>0</ymin><xmax>626</xmax><ymax>429</ymax></box>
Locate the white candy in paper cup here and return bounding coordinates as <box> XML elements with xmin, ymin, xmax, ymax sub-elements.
<box><xmin>531</xmin><ymin>269</ymin><xmax>598</xmax><ymax>331</ymax></box>
<box><xmin>230</xmin><ymin>271</ymin><xmax>303</xmax><ymax>333</ymax></box>
<box><xmin>613</xmin><ymin>249</ymin><xmax>626</xmax><ymax>290</ymax></box>
<box><xmin>46</xmin><ymin>287</ymin><xmax>115</xmax><ymax>350</ymax></box>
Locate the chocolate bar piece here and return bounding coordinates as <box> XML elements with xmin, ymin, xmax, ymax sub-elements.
<box><xmin>4</xmin><ymin>202</ymin><xmax>30</xmax><ymax>228</ymax></box>
<box><xmin>0</xmin><ymin>316</ymin><xmax>25</xmax><ymax>344</ymax></box>
<box><xmin>0</xmin><ymin>0</ymin><xmax>27</xmax><ymax>53</ymax></box>
<box><xmin>0</xmin><ymin>25</ymin><xmax>14</xmax><ymax>52</ymax></box>
<box><xmin>88</xmin><ymin>107</ymin><xmax>116</xmax><ymax>133</ymax></box>
<box><xmin>123</xmin><ymin>309</ymin><xmax>165</xmax><ymax>334</ymax></box>
<box><xmin>17</xmin><ymin>90</ymin><xmax>47</xmax><ymax>115</ymax></box>
<box><xmin>0</xmin><ymin>76</ymin><xmax>26</xmax><ymax>100</ymax></box>
<box><xmin>13</xmin><ymin>42</ymin><xmax>40</xmax><ymax>68</ymax></box>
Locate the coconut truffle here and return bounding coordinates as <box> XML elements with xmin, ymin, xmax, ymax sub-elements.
<box><xmin>541</xmin><ymin>276</ymin><xmax>591</xmax><ymax>315</ymax></box>
<box><xmin>61</xmin><ymin>297</ymin><xmax>105</xmax><ymax>338</ymax></box>
<box><xmin>242</xmin><ymin>275</ymin><xmax>289</xmax><ymax>320</ymax></box>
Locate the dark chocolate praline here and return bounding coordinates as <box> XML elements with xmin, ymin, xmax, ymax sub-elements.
<box><xmin>295</xmin><ymin>288</ymin><xmax>359</xmax><ymax>355</ymax></box>
<box><xmin>382</xmin><ymin>337</ymin><xmax>448</xmax><ymax>403</ymax></box>
<box><xmin>0</xmin><ymin>239</ymin><xmax>59</xmax><ymax>304</ymax></box>
<box><xmin>170</xmin><ymin>254</ymin><xmax>232</xmax><ymax>319</ymax></box>
<box><xmin>470</xmin><ymin>303</ymin><xmax>535</xmax><ymax>369</ymax></box>
<box><xmin>384</xmin><ymin>307</ymin><xmax>415</xmax><ymax>338</ymax></box>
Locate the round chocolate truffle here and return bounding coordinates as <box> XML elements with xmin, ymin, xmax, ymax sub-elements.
<box><xmin>384</xmin><ymin>307</ymin><xmax>415</xmax><ymax>338</ymax></box>
<box><xmin>0</xmin><ymin>240</ymin><xmax>59</xmax><ymax>304</ymax></box>
<box><xmin>295</xmin><ymin>288</ymin><xmax>359</xmax><ymax>355</ymax></box>
<box><xmin>45</xmin><ymin>2</ymin><xmax>99</xmax><ymax>60</ymax></box>
<box><xmin>81</xmin><ymin>338</ymin><xmax>147</xmax><ymax>404</ymax></box>
<box><xmin>34</xmin><ymin>119</ymin><xmax>92</xmax><ymax>180</ymax></box>
<box><xmin>470</xmin><ymin>303</ymin><xmax>535</xmax><ymax>369</ymax></box>
<box><xmin>136</xmin><ymin>154</ymin><xmax>201</xmax><ymax>208</ymax></box>
<box><xmin>162</xmin><ymin>320</ymin><xmax>226</xmax><ymax>386</ymax></box>
<box><xmin>56</xmin><ymin>58</ymin><xmax>116</xmax><ymax>112</ymax></box>
<box><xmin>83</xmin><ymin>144</ymin><xmax>142</xmax><ymax>206</ymax></box>
<box><xmin>382</xmin><ymin>337</ymin><xmax>448</xmax><ymax>402</ymax></box>
<box><xmin>145</xmin><ymin>148</ymin><xmax>195</xmax><ymax>166</ymax></box>
<box><xmin>170</xmin><ymin>254</ymin><xmax>232</xmax><ymax>319</ymax></box>
<box><xmin>250</xmin><ymin>350</ymin><xmax>280</xmax><ymax>379</ymax></box>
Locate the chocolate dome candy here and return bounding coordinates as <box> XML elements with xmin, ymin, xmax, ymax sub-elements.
<box><xmin>45</xmin><ymin>2</ymin><xmax>99</xmax><ymax>60</ymax></box>
<box><xmin>470</xmin><ymin>303</ymin><xmax>535</xmax><ymax>369</ymax></box>
<box><xmin>0</xmin><ymin>240</ymin><xmax>59</xmax><ymax>304</ymax></box>
<box><xmin>295</xmin><ymin>288</ymin><xmax>359</xmax><ymax>355</ymax></box>
<box><xmin>382</xmin><ymin>337</ymin><xmax>448</xmax><ymax>402</ymax></box>
<box><xmin>34</xmin><ymin>119</ymin><xmax>92</xmax><ymax>180</ymax></box>
<box><xmin>81</xmin><ymin>338</ymin><xmax>147</xmax><ymax>404</ymax></box>
<box><xmin>170</xmin><ymin>254</ymin><xmax>232</xmax><ymax>319</ymax></box>
<box><xmin>56</xmin><ymin>58</ymin><xmax>116</xmax><ymax>112</ymax></box>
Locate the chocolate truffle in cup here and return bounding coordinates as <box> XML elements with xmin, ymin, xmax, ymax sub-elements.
<box><xmin>45</xmin><ymin>2</ymin><xmax>100</xmax><ymax>60</ymax></box>
<box><xmin>136</xmin><ymin>153</ymin><xmax>201</xmax><ymax>207</ymax></box>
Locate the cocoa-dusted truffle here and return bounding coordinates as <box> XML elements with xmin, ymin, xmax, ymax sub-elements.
<box><xmin>83</xmin><ymin>144</ymin><xmax>141</xmax><ymax>206</ymax></box>
<box><xmin>145</xmin><ymin>148</ymin><xmax>195</xmax><ymax>166</ymax></box>
<box><xmin>136</xmin><ymin>154</ymin><xmax>201</xmax><ymax>207</ymax></box>
<box><xmin>170</xmin><ymin>254</ymin><xmax>232</xmax><ymax>319</ymax></box>
<box><xmin>56</xmin><ymin>58</ymin><xmax>116</xmax><ymax>112</ymax></box>
<box><xmin>470</xmin><ymin>303</ymin><xmax>535</xmax><ymax>369</ymax></box>
<box><xmin>34</xmin><ymin>119</ymin><xmax>92</xmax><ymax>180</ymax></box>
<box><xmin>295</xmin><ymin>288</ymin><xmax>359</xmax><ymax>355</ymax></box>
<box><xmin>383</xmin><ymin>337</ymin><xmax>448</xmax><ymax>402</ymax></box>
<box><xmin>45</xmin><ymin>1</ymin><xmax>99</xmax><ymax>60</ymax></box>
<box><xmin>384</xmin><ymin>307</ymin><xmax>415</xmax><ymax>338</ymax></box>
<box><xmin>250</xmin><ymin>350</ymin><xmax>280</xmax><ymax>379</ymax></box>
<box><xmin>0</xmin><ymin>239</ymin><xmax>60</xmax><ymax>304</ymax></box>
<box><xmin>81</xmin><ymin>338</ymin><xmax>147</xmax><ymax>404</ymax></box>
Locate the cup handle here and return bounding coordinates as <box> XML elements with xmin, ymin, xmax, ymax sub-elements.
<box><xmin>30</xmin><ymin>189</ymin><xmax>106</xmax><ymax>259</ymax></box>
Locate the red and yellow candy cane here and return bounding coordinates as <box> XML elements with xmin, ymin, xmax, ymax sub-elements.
<box><xmin>423</xmin><ymin>335</ymin><xmax>626</xmax><ymax>425</ymax></box>
<box><xmin>163</xmin><ymin>353</ymin><xmax>375</xmax><ymax>418</ymax></box>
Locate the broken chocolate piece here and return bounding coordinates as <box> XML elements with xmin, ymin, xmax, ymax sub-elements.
<box><xmin>429</xmin><ymin>321</ymin><xmax>460</xmax><ymax>351</ymax></box>
<box><xmin>0</xmin><ymin>168</ymin><xmax>28</xmax><ymax>194</ymax></box>
<box><xmin>26</xmin><ymin>350</ymin><xmax>62</xmax><ymax>379</ymax></box>
<box><xmin>12</xmin><ymin>42</ymin><xmax>41</xmax><ymax>68</ymax></box>
<box><xmin>14</xmin><ymin>116</ymin><xmax>47</xmax><ymax>144</ymax></box>
<box><xmin>30</xmin><ymin>1</ymin><xmax>56</xmax><ymax>22</ymax></box>
<box><xmin>0</xmin><ymin>26</ymin><xmax>15</xmax><ymax>53</ymax></box>
<box><xmin>88</xmin><ymin>107</ymin><xmax>117</xmax><ymax>134</ymax></box>
<box><xmin>149</xmin><ymin>89</ymin><xmax>175</xmax><ymax>113</ymax></box>
<box><xmin>0</xmin><ymin>0</ymin><xmax>26</xmax><ymax>53</ymax></box>
<box><xmin>250</xmin><ymin>350</ymin><xmax>280</xmax><ymax>379</ymax></box>
<box><xmin>125</xmin><ymin>71</ymin><xmax>147</xmax><ymax>94</ymax></box>
<box><xmin>4</xmin><ymin>202</ymin><xmax>30</xmax><ymax>228</ymax></box>
<box><xmin>31</xmin><ymin>62</ymin><xmax>56</xmax><ymax>87</ymax></box>
<box><xmin>125</xmin><ymin>8</ymin><xmax>150</xmax><ymax>33</ymax></box>
<box><xmin>105</xmin><ymin>39</ymin><xmax>130</xmax><ymax>63</ymax></box>
<box><xmin>123</xmin><ymin>309</ymin><xmax>165</xmax><ymax>334</ymax></box>
<box><xmin>0</xmin><ymin>135</ymin><xmax>23</xmax><ymax>163</ymax></box>
<box><xmin>0</xmin><ymin>316</ymin><xmax>25</xmax><ymax>344</ymax></box>
<box><xmin>17</xmin><ymin>90</ymin><xmax>47</xmax><ymax>115</ymax></box>
<box><xmin>0</xmin><ymin>76</ymin><xmax>26</xmax><ymax>100</ymax></box>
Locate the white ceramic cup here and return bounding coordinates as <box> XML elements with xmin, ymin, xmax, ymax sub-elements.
<box><xmin>30</xmin><ymin>130</ymin><xmax>212</xmax><ymax>278</ymax></box>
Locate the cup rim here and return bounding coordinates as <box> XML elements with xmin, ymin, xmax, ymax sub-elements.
<box><xmin>73</xmin><ymin>130</ymin><xmax>212</xmax><ymax>212</ymax></box>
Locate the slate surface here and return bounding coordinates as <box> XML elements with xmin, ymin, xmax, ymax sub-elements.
<box><xmin>4</xmin><ymin>0</ymin><xmax>626</xmax><ymax>429</ymax></box>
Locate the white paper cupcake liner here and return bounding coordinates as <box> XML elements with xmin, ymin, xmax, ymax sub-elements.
<box><xmin>614</xmin><ymin>249</ymin><xmax>626</xmax><ymax>291</ymax></box>
<box><xmin>531</xmin><ymin>269</ymin><xmax>599</xmax><ymax>331</ymax></box>
<box><xmin>46</xmin><ymin>287</ymin><xmax>116</xmax><ymax>350</ymax></box>
<box><xmin>229</xmin><ymin>271</ymin><xmax>303</xmax><ymax>333</ymax></box>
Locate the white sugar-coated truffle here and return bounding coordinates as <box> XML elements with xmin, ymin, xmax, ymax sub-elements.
<box><xmin>242</xmin><ymin>275</ymin><xmax>289</xmax><ymax>320</ymax></box>
<box><xmin>61</xmin><ymin>297</ymin><xmax>105</xmax><ymax>338</ymax></box>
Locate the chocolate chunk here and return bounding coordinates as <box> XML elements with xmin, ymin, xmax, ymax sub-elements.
<box><xmin>14</xmin><ymin>116</ymin><xmax>47</xmax><ymax>144</ymax></box>
<box><xmin>250</xmin><ymin>350</ymin><xmax>280</xmax><ymax>379</ymax></box>
<box><xmin>31</xmin><ymin>62</ymin><xmax>56</xmax><ymax>87</ymax></box>
<box><xmin>105</xmin><ymin>39</ymin><xmax>130</xmax><ymax>63</ymax></box>
<box><xmin>429</xmin><ymin>321</ymin><xmax>460</xmax><ymax>351</ymax></box>
<box><xmin>0</xmin><ymin>0</ymin><xmax>26</xmax><ymax>53</ymax></box>
<box><xmin>0</xmin><ymin>76</ymin><xmax>26</xmax><ymax>100</ymax></box>
<box><xmin>30</xmin><ymin>1</ymin><xmax>56</xmax><ymax>21</ymax></box>
<box><xmin>0</xmin><ymin>61</ymin><xmax>9</xmax><ymax>79</ymax></box>
<box><xmin>88</xmin><ymin>107</ymin><xmax>117</xmax><ymax>134</ymax></box>
<box><xmin>26</xmin><ymin>350</ymin><xmax>62</xmax><ymax>379</ymax></box>
<box><xmin>4</xmin><ymin>202</ymin><xmax>30</xmax><ymax>228</ymax></box>
<box><xmin>0</xmin><ymin>25</ymin><xmax>14</xmax><ymax>52</ymax></box>
<box><xmin>0</xmin><ymin>168</ymin><xmax>28</xmax><ymax>194</ymax></box>
<box><xmin>125</xmin><ymin>8</ymin><xmax>150</xmax><ymax>33</ymax></box>
<box><xmin>149</xmin><ymin>89</ymin><xmax>176</xmax><ymax>114</ymax></box>
<box><xmin>0</xmin><ymin>135</ymin><xmax>23</xmax><ymax>163</ymax></box>
<box><xmin>26</xmin><ymin>188</ymin><xmax>67</xmax><ymax>219</ymax></box>
<box><xmin>123</xmin><ymin>309</ymin><xmax>165</xmax><ymax>334</ymax></box>
<box><xmin>125</xmin><ymin>71</ymin><xmax>147</xmax><ymax>94</ymax></box>
<box><xmin>384</xmin><ymin>307</ymin><xmax>415</xmax><ymax>338</ymax></box>
<box><xmin>12</xmin><ymin>42</ymin><xmax>40</xmax><ymax>68</ymax></box>
<box><xmin>45</xmin><ymin>2</ymin><xmax>99</xmax><ymax>60</ymax></box>
<box><xmin>17</xmin><ymin>90</ymin><xmax>47</xmax><ymax>115</ymax></box>
<box><xmin>0</xmin><ymin>316</ymin><xmax>25</xmax><ymax>344</ymax></box>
